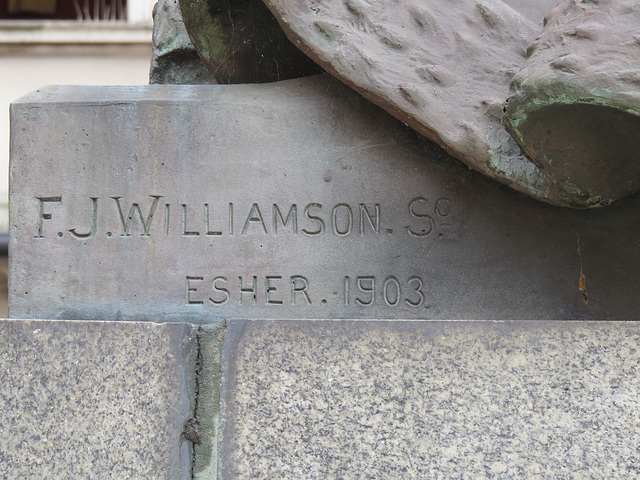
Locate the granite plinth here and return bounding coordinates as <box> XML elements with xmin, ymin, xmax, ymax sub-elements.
<box><xmin>218</xmin><ymin>320</ymin><xmax>640</xmax><ymax>479</ymax></box>
<box><xmin>10</xmin><ymin>76</ymin><xmax>640</xmax><ymax>321</ymax></box>
<box><xmin>0</xmin><ymin>319</ymin><xmax>197</xmax><ymax>479</ymax></box>
<box><xmin>3</xmin><ymin>318</ymin><xmax>640</xmax><ymax>478</ymax></box>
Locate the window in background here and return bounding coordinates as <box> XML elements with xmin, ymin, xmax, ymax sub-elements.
<box><xmin>2</xmin><ymin>0</ymin><xmax>128</xmax><ymax>21</ymax></box>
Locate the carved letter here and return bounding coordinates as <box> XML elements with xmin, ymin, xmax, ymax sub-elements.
<box><xmin>68</xmin><ymin>197</ymin><xmax>98</xmax><ymax>239</ymax></box>
<box><xmin>359</xmin><ymin>203</ymin><xmax>380</xmax><ymax>235</ymax></box>
<box><xmin>407</xmin><ymin>197</ymin><xmax>434</xmax><ymax>237</ymax></box>
<box><xmin>35</xmin><ymin>196</ymin><xmax>62</xmax><ymax>238</ymax></box>
<box><xmin>435</xmin><ymin>198</ymin><xmax>451</xmax><ymax>217</ymax></box>
<box><xmin>164</xmin><ymin>204</ymin><xmax>170</xmax><ymax>235</ymax></box>
<box><xmin>383</xmin><ymin>276</ymin><xmax>400</xmax><ymax>306</ymax></box>
<box><xmin>112</xmin><ymin>195</ymin><xmax>162</xmax><ymax>236</ymax></box>
<box><xmin>242</xmin><ymin>203</ymin><xmax>268</xmax><ymax>234</ymax></box>
<box><xmin>356</xmin><ymin>276</ymin><xmax>375</xmax><ymax>306</ymax></box>
<box><xmin>302</xmin><ymin>203</ymin><xmax>324</xmax><ymax>236</ymax></box>
<box><xmin>210</xmin><ymin>276</ymin><xmax>229</xmax><ymax>304</ymax></box>
<box><xmin>205</xmin><ymin>204</ymin><xmax>222</xmax><ymax>236</ymax></box>
<box><xmin>273</xmin><ymin>204</ymin><xmax>298</xmax><ymax>234</ymax></box>
<box><xmin>181</xmin><ymin>204</ymin><xmax>199</xmax><ymax>236</ymax></box>
<box><xmin>239</xmin><ymin>276</ymin><xmax>257</xmax><ymax>304</ymax></box>
<box><xmin>186</xmin><ymin>276</ymin><xmax>204</xmax><ymax>304</ymax></box>
<box><xmin>332</xmin><ymin>203</ymin><xmax>353</xmax><ymax>236</ymax></box>
<box><xmin>291</xmin><ymin>275</ymin><xmax>312</xmax><ymax>305</ymax></box>
<box><xmin>405</xmin><ymin>276</ymin><xmax>425</xmax><ymax>307</ymax></box>
<box><xmin>266</xmin><ymin>276</ymin><xmax>283</xmax><ymax>304</ymax></box>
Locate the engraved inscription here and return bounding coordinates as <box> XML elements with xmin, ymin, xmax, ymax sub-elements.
<box><xmin>32</xmin><ymin>192</ymin><xmax>456</xmax><ymax>312</ymax></box>
<box><xmin>211</xmin><ymin>276</ymin><xmax>229</xmax><ymax>304</ymax></box>
<box><xmin>332</xmin><ymin>203</ymin><xmax>353</xmax><ymax>236</ymax></box>
<box><xmin>33</xmin><ymin>196</ymin><xmax>453</xmax><ymax>240</ymax></box>
<box><xmin>187</xmin><ymin>275</ymin><xmax>313</xmax><ymax>305</ymax></box>
<box><xmin>182</xmin><ymin>204</ymin><xmax>199</xmax><ymax>236</ymax></box>
<box><xmin>407</xmin><ymin>196</ymin><xmax>451</xmax><ymax>237</ymax></box>
<box><xmin>343</xmin><ymin>275</ymin><xmax>427</xmax><ymax>307</ymax></box>
<box><xmin>360</xmin><ymin>203</ymin><xmax>380</xmax><ymax>235</ymax></box>
<box><xmin>187</xmin><ymin>273</ymin><xmax>426</xmax><ymax>308</ymax></box>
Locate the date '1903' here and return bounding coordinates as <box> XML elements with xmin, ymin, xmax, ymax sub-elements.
<box><xmin>344</xmin><ymin>275</ymin><xmax>426</xmax><ymax>307</ymax></box>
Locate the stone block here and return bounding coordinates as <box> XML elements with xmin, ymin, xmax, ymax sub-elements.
<box><xmin>218</xmin><ymin>320</ymin><xmax>640</xmax><ymax>479</ymax></box>
<box><xmin>0</xmin><ymin>319</ymin><xmax>198</xmax><ymax>479</ymax></box>
<box><xmin>10</xmin><ymin>76</ymin><xmax>640</xmax><ymax>321</ymax></box>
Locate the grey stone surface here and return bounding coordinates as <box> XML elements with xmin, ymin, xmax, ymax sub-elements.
<box><xmin>261</xmin><ymin>0</ymin><xmax>569</xmax><ymax>205</ymax></box>
<box><xmin>0</xmin><ymin>319</ymin><xmax>198</xmax><ymax>479</ymax></box>
<box><xmin>220</xmin><ymin>320</ymin><xmax>640</xmax><ymax>479</ymax></box>
<box><xmin>150</xmin><ymin>0</ymin><xmax>217</xmax><ymax>85</ymax></box>
<box><xmin>10</xmin><ymin>76</ymin><xmax>640</xmax><ymax>321</ymax></box>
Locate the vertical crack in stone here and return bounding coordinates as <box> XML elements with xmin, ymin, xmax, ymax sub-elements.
<box><xmin>191</xmin><ymin>326</ymin><xmax>204</xmax><ymax>479</ymax></box>
<box><xmin>190</xmin><ymin>321</ymin><xmax>227</xmax><ymax>479</ymax></box>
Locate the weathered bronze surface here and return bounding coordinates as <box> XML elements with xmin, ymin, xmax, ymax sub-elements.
<box><xmin>245</xmin><ymin>0</ymin><xmax>566</xmax><ymax>205</ymax></box>
<box><xmin>504</xmin><ymin>0</ymin><xmax>640</xmax><ymax>207</ymax></box>
<box><xmin>150</xmin><ymin>0</ymin><xmax>217</xmax><ymax>85</ymax></box>
<box><xmin>179</xmin><ymin>0</ymin><xmax>322</xmax><ymax>83</ymax></box>
<box><xmin>507</xmin><ymin>104</ymin><xmax>640</xmax><ymax>208</ymax></box>
<box><xmin>178</xmin><ymin>0</ymin><xmax>640</xmax><ymax>208</ymax></box>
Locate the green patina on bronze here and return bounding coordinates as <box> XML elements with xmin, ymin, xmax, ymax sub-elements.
<box><xmin>181</xmin><ymin>0</ymin><xmax>228</xmax><ymax>65</ymax></box>
<box><xmin>179</xmin><ymin>0</ymin><xmax>322</xmax><ymax>84</ymax></box>
<box><xmin>505</xmin><ymin>85</ymin><xmax>640</xmax><ymax>208</ymax></box>
<box><xmin>503</xmin><ymin>0</ymin><xmax>640</xmax><ymax>208</ymax></box>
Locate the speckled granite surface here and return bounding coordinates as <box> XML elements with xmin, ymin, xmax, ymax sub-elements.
<box><xmin>3</xmin><ymin>319</ymin><xmax>640</xmax><ymax>478</ymax></box>
<box><xmin>220</xmin><ymin>320</ymin><xmax>640</xmax><ymax>479</ymax></box>
<box><xmin>0</xmin><ymin>319</ymin><xmax>198</xmax><ymax>479</ymax></box>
